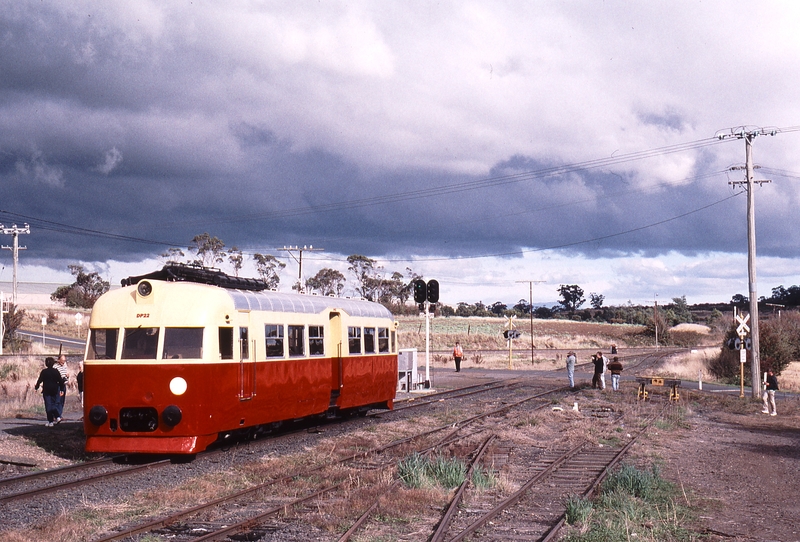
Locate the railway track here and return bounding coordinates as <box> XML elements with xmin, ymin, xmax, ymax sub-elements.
<box><xmin>2</xmin><ymin>351</ymin><xmax>681</xmax><ymax>540</ymax></box>
<box><xmin>86</xmin><ymin>382</ymin><xmax>569</xmax><ymax>541</ymax></box>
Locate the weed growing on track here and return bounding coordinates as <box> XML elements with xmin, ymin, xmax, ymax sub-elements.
<box><xmin>397</xmin><ymin>453</ymin><xmax>466</xmax><ymax>489</ymax></box>
<box><xmin>471</xmin><ymin>465</ymin><xmax>497</xmax><ymax>489</ymax></box>
<box><xmin>561</xmin><ymin>463</ymin><xmax>698</xmax><ymax>541</ymax></box>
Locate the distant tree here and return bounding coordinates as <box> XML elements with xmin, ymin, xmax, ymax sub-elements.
<box><xmin>379</xmin><ymin>271</ymin><xmax>408</xmax><ymax>305</ymax></box>
<box><xmin>769</xmin><ymin>285</ymin><xmax>800</xmax><ymax>307</ymax></box>
<box><xmin>347</xmin><ymin>254</ymin><xmax>379</xmax><ymax>300</ymax></box>
<box><xmin>306</xmin><ymin>268</ymin><xmax>346</xmax><ymax>296</ymax></box>
<box><xmin>557</xmin><ymin>284</ymin><xmax>585</xmax><ymax>313</ymax></box>
<box><xmin>513</xmin><ymin>298</ymin><xmax>532</xmax><ymax>314</ymax></box>
<box><xmin>189</xmin><ymin>233</ymin><xmax>226</xmax><ymax>267</ymax></box>
<box><xmin>228</xmin><ymin>246</ymin><xmax>243</xmax><ymax>277</ymax></box>
<box><xmin>440</xmin><ymin>304</ymin><xmax>455</xmax><ymax>317</ymax></box>
<box><xmin>490</xmin><ymin>301</ymin><xmax>507</xmax><ymax>316</ymax></box>
<box><xmin>589</xmin><ymin>293</ymin><xmax>604</xmax><ymax>309</ymax></box>
<box><xmin>534</xmin><ymin>306</ymin><xmax>554</xmax><ymax>319</ymax></box>
<box><xmin>51</xmin><ymin>265</ymin><xmax>110</xmax><ymax>308</ymax></box>
<box><xmin>668</xmin><ymin>296</ymin><xmax>693</xmax><ymax>324</ymax></box>
<box><xmin>253</xmin><ymin>253</ymin><xmax>285</xmax><ymax>289</ymax></box>
<box><xmin>160</xmin><ymin>247</ymin><xmax>185</xmax><ymax>263</ymax></box>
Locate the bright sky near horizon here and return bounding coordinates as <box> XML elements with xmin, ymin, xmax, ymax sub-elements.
<box><xmin>2</xmin><ymin>1</ymin><xmax>800</xmax><ymax>307</ymax></box>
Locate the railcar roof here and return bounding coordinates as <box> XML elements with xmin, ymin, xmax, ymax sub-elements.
<box><xmin>226</xmin><ymin>288</ymin><xmax>393</xmax><ymax>319</ymax></box>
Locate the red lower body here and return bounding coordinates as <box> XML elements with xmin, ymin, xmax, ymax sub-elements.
<box><xmin>84</xmin><ymin>354</ymin><xmax>396</xmax><ymax>454</ymax></box>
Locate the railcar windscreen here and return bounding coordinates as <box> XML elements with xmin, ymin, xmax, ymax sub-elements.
<box><xmin>121</xmin><ymin>328</ymin><xmax>160</xmax><ymax>359</ymax></box>
<box><xmin>162</xmin><ymin>327</ymin><xmax>203</xmax><ymax>359</ymax></box>
<box><xmin>87</xmin><ymin>328</ymin><xmax>119</xmax><ymax>360</ymax></box>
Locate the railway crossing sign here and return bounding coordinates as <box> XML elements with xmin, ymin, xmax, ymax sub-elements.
<box><xmin>735</xmin><ymin>313</ymin><xmax>750</xmax><ymax>336</ymax></box>
<box><xmin>503</xmin><ymin>329</ymin><xmax>521</xmax><ymax>339</ymax></box>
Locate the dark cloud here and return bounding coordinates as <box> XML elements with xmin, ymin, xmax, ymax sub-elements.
<box><xmin>2</xmin><ymin>2</ymin><xmax>800</xmax><ymax>305</ymax></box>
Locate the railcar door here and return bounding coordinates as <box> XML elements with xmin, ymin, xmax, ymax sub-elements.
<box><xmin>238</xmin><ymin>312</ymin><xmax>255</xmax><ymax>400</ymax></box>
<box><xmin>329</xmin><ymin>311</ymin><xmax>343</xmax><ymax>407</ymax></box>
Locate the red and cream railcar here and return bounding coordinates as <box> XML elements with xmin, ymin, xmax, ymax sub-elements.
<box><xmin>83</xmin><ymin>276</ymin><xmax>398</xmax><ymax>454</ymax></box>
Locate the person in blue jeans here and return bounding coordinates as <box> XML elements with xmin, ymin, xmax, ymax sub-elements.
<box><xmin>34</xmin><ymin>357</ymin><xmax>65</xmax><ymax>426</ymax></box>
<box><xmin>607</xmin><ymin>357</ymin><xmax>623</xmax><ymax>391</ymax></box>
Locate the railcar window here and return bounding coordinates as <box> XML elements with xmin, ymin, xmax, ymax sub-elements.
<box><xmin>288</xmin><ymin>325</ymin><xmax>304</xmax><ymax>357</ymax></box>
<box><xmin>163</xmin><ymin>328</ymin><xmax>203</xmax><ymax>359</ymax></box>
<box><xmin>87</xmin><ymin>328</ymin><xmax>118</xmax><ymax>360</ymax></box>
<box><xmin>391</xmin><ymin>330</ymin><xmax>396</xmax><ymax>353</ymax></box>
<box><xmin>309</xmin><ymin>326</ymin><xmax>324</xmax><ymax>356</ymax></box>
<box><xmin>219</xmin><ymin>327</ymin><xmax>234</xmax><ymax>360</ymax></box>
<box><xmin>348</xmin><ymin>326</ymin><xmax>362</xmax><ymax>354</ymax></box>
<box><xmin>378</xmin><ymin>328</ymin><xmax>389</xmax><ymax>353</ymax></box>
<box><xmin>121</xmin><ymin>328</ymin><xmax>159</xmax><ymax>360</ymax></box>
<box><xmin>265</xmin><ymin>324</ymin><xmax>284</xmax><ymax>357</ymax></box>
<box><xmin>364</xmin><ymin>327</ymin><xmax>376</xmax><ymax>354</ymax></box>
<box><xmin>240</xmin><ymin>328</ymin><xmax>249</xmax><ymax>360</ymax></box>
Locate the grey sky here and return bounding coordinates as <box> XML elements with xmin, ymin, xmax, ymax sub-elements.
<box><xmin>2</xmin><ymin>1</ymin><xmax>800</xmax><ymax>306</ymax></box>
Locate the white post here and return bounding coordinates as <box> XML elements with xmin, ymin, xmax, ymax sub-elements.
<box><xmin>698</xmin><ymin>370</ymin><xmax>703</xmax><ymax>390</ymax></box>
<box><xmin>41</xmin><ymin>316</ymin><xmax>46</xmax><ymax>346</ymax></box>
<box><xmin>424</xmin><ymin>302</ymin><xmax>431</xmax><ymax>386</ymax></box>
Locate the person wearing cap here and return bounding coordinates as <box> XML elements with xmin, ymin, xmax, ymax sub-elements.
<box><xmin>566</xmin><ymin>351</ymin><xmax>576</xmax><ymax>388</ymax></box>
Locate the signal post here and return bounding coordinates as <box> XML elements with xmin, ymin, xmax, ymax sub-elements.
<box><xmin>413</xmin><ymin>279</ymin><xmax>439</xmax><ymax>388</ymax></box>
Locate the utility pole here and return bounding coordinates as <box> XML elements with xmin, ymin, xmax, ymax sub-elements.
<box><xmin>1</xmin><ymin>223</ymin><xmax>30</xmax><ymax>305</ymax></box>
<box><xmin>719</xmin><ymin>126</ymin><xmax>776</xmax><ymax>398</ymax></box>
<box><xmin>654</xmin><ymin>294</ymin><xmax>658</xmax><ymax>349</ymax></box>
<box><xmin>281</xmin><ymin>245</ymin><xmax>324</xmax><ymax>293</ymax></box>
<box><xmin>516</xmin><ymin>280</ymin><xmax>545</xmax><ymax>364</ymax></box>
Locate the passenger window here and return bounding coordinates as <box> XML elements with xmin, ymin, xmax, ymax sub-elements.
<box><xmin>163</xmin><ymin>328</ymin><xmax>203</xmax><ymax>359</ymax></box>
<box><xmin>121</xmin><ymin>328</ymin><xmax>159</xmax><ymax>360</ymax></box>
<box><xmin>378</xmin><ymin>328</ymin><xmax>389</xmax><ymax>353</ymax></box>
<box><xmin>348</xmin><ymin>327</ymin><xmax>362</xmax><ymax>354</ymax></box>
<box><xmin>391</xmin><ymin>330</ymin><xmax>396</xmax><ymax>353</ymax></box>
<box><xmin>309</xmin><ymin>326</ymin><xmax>324</xmax><ymax>356</ymax></box>
<box><xmin>265</xmin><ymin>324</ymin><xmax>284</xmax><ymax>357</ymax></box>
<box><xmin>87</xmin><ymin>328</ymin><xmax>118</xmax><ymax>360</ymax></box>
<box><xmin>288</xmin><ymin>325</ymin><xmax>304</xmax><ymax>357</ymax></box>
<box><xmin>219</xmin><ymin>327</ymin><xmax>234</xmax><ymax>360</ymax></box>
<box><xmin>364</xmin><ymin>327</ymin><xmax>376</xmax><ymax>354</ymax></box>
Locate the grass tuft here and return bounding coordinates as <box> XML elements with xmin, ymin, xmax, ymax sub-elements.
<box><xmin>397</xmin><ymin>453</ymin><xmax>466</xmax><ymax>489</ymax></box>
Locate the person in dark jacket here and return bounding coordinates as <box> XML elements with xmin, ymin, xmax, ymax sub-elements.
<box><xmin>34</xmin><ymin>357</ymin><xmax>65</xmax><ymax>426</ymax></box>
<box><xmin>762</xmin><ymin>368</ymin><xmax>779</xmax><ymax>416</ymax></box>
<box><xmin>591</xmin><ymin>352</ymin><xmax>606</xmax><ymax>389</ymax></box>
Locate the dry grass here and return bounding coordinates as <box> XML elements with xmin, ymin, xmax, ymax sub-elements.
<box><xmin>0</xmin><ymin>353</ymin><xmax>65</xmax><ymax>419</ymax></box>
<box><xmin>655</xmin><ymin>348</ymin><xmax>800</xmax><ymax>392</ymax></box>
<box><xmin>21</xmin><ymin>308</ymin><xmax>89</xmax><ymax>342</ymax></box>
